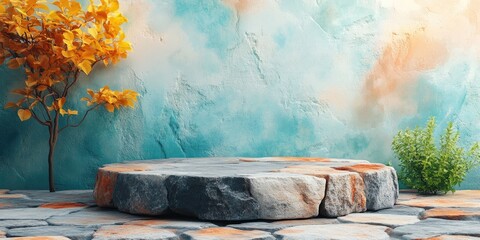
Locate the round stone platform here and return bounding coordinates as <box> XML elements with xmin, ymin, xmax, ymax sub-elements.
<box><xmin>93</xmin><ymin>157</ymin><xmax>399</xmax><ymax>221</ymax></box>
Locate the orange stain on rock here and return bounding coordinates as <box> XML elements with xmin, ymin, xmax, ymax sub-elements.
<box><xmin>101</xmin><ymin>164</ymin><xmax>151</xmax><ymax>173</ymax></box>
<box><xmin>399</xmin><ymin>198</ymin><xmax>480</xmax><ymax>208</ymax></box>
<box><xmin>93</xmin><ymin>170</ymin><xmax>118</xmax><ymax>207</ymax></box>
<box><xmin>39</xmin><ymin>202</ymin><xmax>87</xmax><ymax>209</ymax></box>
<box><xmin>0</xmin><ymin>189</ymin><xmax>8</xmax><ymax>194</ymax></box>
<box><xmin>93</xmin><ymin>164</ymin><xmax>151</xmax><ymax>207</ymax></box>
<box><xmin>0</xmin><ymin>194</ymin><xmax>26</xmax><ymax>199</ymax></box>
<box><xmin>421</xmin><ymin>208</ymin><xmax>480</xmax><ymax>220</ymax></box>
<box><xmin>0</xmin><ymin>203</ymin><xmax>11</xmax><ymax>208</ymax></box>
<box><xmin>335</xmin><ymin>163</ymin><xmax>386</xmax><ymax>174</ymax></box>
<box><xmin>356</xmin><ymin>28</ymin><xmax>447</xmax><ymax>125</ymax></box>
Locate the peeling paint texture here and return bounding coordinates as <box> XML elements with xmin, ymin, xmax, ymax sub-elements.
<box><xmin>1</xmin><ymin>0</ymin><xmax>480</xmax><ymax>189</ymax></box>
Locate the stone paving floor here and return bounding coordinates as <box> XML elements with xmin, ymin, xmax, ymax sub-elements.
<box><xmin>0</xmin><ymin>189</ymin><xmax>479</xmax><ymax>239</ymax></box>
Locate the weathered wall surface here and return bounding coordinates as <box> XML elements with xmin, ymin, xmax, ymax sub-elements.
<box><xmin>1</xmin><ymin>0</ymin><xmax>480</xmax><ymax>190</ymax></box>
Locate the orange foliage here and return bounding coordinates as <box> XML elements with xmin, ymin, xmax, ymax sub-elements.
<box><xmin>0</xmin><ymin>0</ymin><xmax>137</xmax><ymax>123</ymax></box>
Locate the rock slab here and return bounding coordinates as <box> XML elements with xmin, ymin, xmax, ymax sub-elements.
<box><xmin>392</xmin><ymin>218</ymin><xmax>480</xmax><ymax>239</ymax></box>
<box><xmin>274</xmin><ymin>223</ymin><xmax>391</xmax><ymax>240</ymax></box>
<box><xmin>94</xmin><ymin>157</ymin><xmax>399</xmax><ymax>220</ymax></box>
<box><xmin>93</xmin><ymin>225</ymin><xmax>178</xmax><ymax>240</ymax></box>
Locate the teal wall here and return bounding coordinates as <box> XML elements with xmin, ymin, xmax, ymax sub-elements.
<box><xmin>1</xmin><ymin>0</ymin><xmax>480</xmax><ymax>190</ymax></box>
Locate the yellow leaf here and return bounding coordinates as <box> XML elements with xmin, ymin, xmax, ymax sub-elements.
<box><xmin>80</xmin><ymin>97</ymin><xmax>90</xmax><ymax>101</ymax></box>
<box><xmin>56</xmin><ymin>97</ymin><xmax>66</xmax><ymax>109</ymax></box>
<box><xmin>88</xmin><ymin>27</ymin><xmax>98</xmax><ymax>38</ymax></box>
<box><xmin>60</xmin><ymin>108</ymin><xmax>67</xmax><ymax>116</ymax></box>
<box><xmin>17</xmin><ymin>109</ymin><xmax>32</xmax><ymax>121</ymax></box>
<box><xmin>63</xmin><ymin>30</ymin><xmax>74</xmax><ymax>41</ymax></box>
<box><xmin>87</xmin><ymin>89</ymin><xmax>95</xmax><ymax>97</ymax></box>
<box><xmin>78</xmin><ymin>60</ymin><xmax>92</xmax><ymax>74</ymax></box>
<box><xmin>105</xmin><ymin>103</ymin><xmax>114</xmax><ymax>112</ymax></box>
<box><xmin>4</xmin><ymin>102</ymin><xmax>17</xmax><ymax>109</ymax></box>
<box><xmin>67</xmin><ymin>109</ymin><xmax>78</xmax><ymax>115</ymax></box>
<box><xmin>61</xmin><ymin>50</ymin><xmax>75</xmax><ymax>58</ymax></box>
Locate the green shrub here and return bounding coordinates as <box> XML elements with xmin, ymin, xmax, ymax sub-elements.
<box><xmin>392</xmin><ymin>117</ymin><xmax>480</xmax><ymax>194</ymax></box>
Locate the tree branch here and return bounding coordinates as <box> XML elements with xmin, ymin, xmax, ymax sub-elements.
<box><xmin>59</xmin><ymin>104</ymin><xmax>100</xmax><ymax>132</ymax></box>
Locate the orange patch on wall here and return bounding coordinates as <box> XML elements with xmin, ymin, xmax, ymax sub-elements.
<box><xmin>355</xmin><ymin>28</ymin><xmax>447</xmax><ymax>125</ymax></box>
<box><xmin>222</xmin><ymin>0</ymin><xmax>261</xmax><ymax>13</ymax></box>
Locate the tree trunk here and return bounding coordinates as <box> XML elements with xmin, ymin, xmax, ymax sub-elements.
<box><xmin>48</xmin><ymin>114</ymin><xmax>60</xmax><ymax>192</ymax></box>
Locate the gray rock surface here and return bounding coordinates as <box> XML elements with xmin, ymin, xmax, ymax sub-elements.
<box><xmin>47</xmin><ymin>207</ymin><xmax>147</xmax><ymax>227</ymax></box>
<box><xmin>274</xmin><ymin>223</ymin><xmax>391</xmax><ymax>240</ymax></box>
<box><xmin>0</xmin><ymin>219</ymin><xmax>48</xmax><ymax>228</ymax></box>
<box><xmin>7</xmin><ymin>226</ymin><xmax>95</xmax><ymax>240</ymax></box>
<box><xmin>374</xmin><ymin>205</ymin><xmax>425</xmax><ymax>216</ymax></box>
<box><xmin>113</xmin><ymin>173</ymin><xmax>169</xmax><ymax>215</ymax></box>
<box><xmin>335</xmin><ymin>164</ymin><xmax>399</xmax><ymax>210</ymax></box>
<box><xmin>93</xmin><ymin>225</ymin><xmax>178</xmax><ymax>240</ymax></box>
<box><xmin>180</xmin><ymin>227</ymin><xmax>275</xmax><ymax>240</ymax></box>
<box><xmin>246</xmin><ymin>173</ymin><xmax>326</xmax><ymax>219</ymax></box>
<box><xmin>166</xmin><ymin>175</ymin><xmax>261</xmax><ymax>221</ymax></box>
<box><xmin>0</xmin><ymin>208</ymin><xmax>74</xmax><ymax>220</ymax></box>
<box><xmin>9</xmin><ymin>190</ymin><xmax>95</xmax><ymax>206</ymax></box>
<box><xmin>392</xmin><ymin>218</ymin><xmax>480</xmax><ymax>239</ymax></box>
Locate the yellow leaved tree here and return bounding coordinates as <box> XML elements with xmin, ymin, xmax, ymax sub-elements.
<box><xmin>0</xmin><ymin>0</ymin><xmax>138</xmax><ymax>192</ymax></box>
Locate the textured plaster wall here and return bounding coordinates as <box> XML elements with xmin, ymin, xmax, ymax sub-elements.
<box><xmin>1</xmin><ymin>0</ymin><xmax>480</xmax><ymax>190</ymax></box>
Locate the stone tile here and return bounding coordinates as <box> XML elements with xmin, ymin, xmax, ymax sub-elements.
<box><xmin>0</xmin><ymin>198</ymin><xmax>47</xmax><ymax>209</ymax></box>
<box><xmin>399</xmin><ymin>197</ymin><xmax>480</xmax><ymax>208</ymax></box>
<box><xmin>420</xmin><ymin>208</ymin><xmax>480</xmax><ymax>220</ymax></box>
<box><xmin>274</xmin><ymin>223</ymin><xmax>390</xmax><ymax>240</ymax></box>
<box><xmin>392</xmin><ymin>218</ymin><xmax>480</xmax><ymax>239</ymax></box>
<box><xmin>278</xmin><ymin>165</ymin><xmax>366</xmax><ymax>217</ymax></box>
<box><xmin>227</xmin><ymin>218</ymin><xmax>338</xmax><ymax>232</ymax></box>
<box><xmin>125</xmin><ymin>219</ymin><xmax>217</xmax><ymax>230</ymax></box>
<box><xmin>6</xmin><ymin>237</ymin><xmax>70</xmax><ymax>240</ymax></box>
<box><xmin>0</xmin><ymin>219</ymin><xmax>48</xmax><ymax>228</ymax></box>
<box><xmin>338</xmin><ymin>213</ymin><xmax>420</xmax><ymax>228</ymax></box>
<box><xmin>420</xmin><ymin>235</ymin><xmax>480</xmax><ymax>240</ymax></box>
<box><xmin>7</xmin><ymin>226</ymin><xmax>95</xmax><ymax>240</ymax></box>
<box><xmin>47</xmin><ymin>207</ymin><xmax>147</xmax><ymax>227</ymax></box>
<box><xmin>10</xmin><ymin>190</ymin><xmax>96</xmax><ymax>206</ymax></box>
<box><xmin>0</xmin><ymin>208</ymin><xmax>75</xmax><ymax>220</ymax></box>
<box><xmin>180</xmin><ymin>227</ymin><xmax>274</xmax><ymax>240</ymax></box>
<box><xmin>374</xmin><ymin>205</ymin><xmax>425</xmax><ymax>216</ymax></box>
<box><xmin>92</xmin><ymin>225</ymin><xmax>178</xmax><ymax>240</ymax></box>
<box><xmin>335</xmin><ymin>163</ymin><xmax>399</xmax><ymax>210</ymax></box>
<box><xmin>398</xmin><ymin>190</ymin><xmax>420</xmax><ymax>201</ymax></box>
